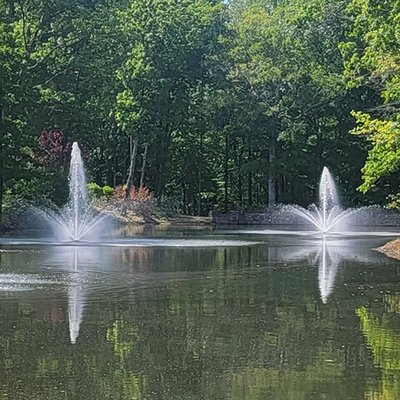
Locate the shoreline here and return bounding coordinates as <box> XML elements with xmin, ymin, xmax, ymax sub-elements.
<box><xmin>375</xmin><ymin>239</ymin><xmax>400</xmax><ymax>260</ymax></box>
<box><xmin>100</xmin><ymin>208</ymin><xmax>212</xmax><ymax>226</ymax></box>
<box><xmin>3</xmin><ymin>207</ymin><xmax>400</xmax><ymax>259</ymax></box>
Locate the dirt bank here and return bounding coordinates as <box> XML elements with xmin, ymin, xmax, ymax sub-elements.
<box><xmin>100</xmin><ymin>207</ymin><xmax>211</xmax><ymax>226</ymax></box>
<box><xmin>375</xmin><ymin>239</ymin><xmax>400</xmax><ymax>260</ymax></box>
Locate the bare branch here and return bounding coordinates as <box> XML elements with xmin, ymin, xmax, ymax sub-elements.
<box><xmin>17</xmin><ymin>0</ymin><xmax>29</xmax><ymax>53</ymax></box>
<box><xmin>364</xmin><ymin>101</ymin><xmax>400</xmax><ymax>114</ymax></box>
<box><xmin>27</xmin><ymin>37</ymin><xmax>82</xmax><ymax>70</ymax></box>
<box><xmin>28</xmin><ymin>13</ymin><xmax>45</xmax><ymax>53</ymax></box>
<box><xmin>33</xmin><ymin>68</ymin><xmax>70</xmax><ymax>88</ymax></box>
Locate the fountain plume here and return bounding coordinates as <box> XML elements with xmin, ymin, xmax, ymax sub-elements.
<box><xmin>284</xmin><ymin>167</ymin><xmax>357</xmax><ymax>233</ymax></box>
<box><xmin>35</xmin><ymin>142</ymin><xmax>110</xmax><ymax>241</ymax></box>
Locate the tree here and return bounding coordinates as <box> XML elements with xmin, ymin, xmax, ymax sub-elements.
<box><xmin>341</xmin><ymin>0</ymin><xmax>400</xmax><ymax>196</ymax></box>
<box><xmin>114</xmin><ymin>0</ymin><xmax>223</xmax><ymax>199</ymax></box>
<box><xmin>222</xmin><ymin>0</ymin><xmax>364</xmax><ymax>208</ymax></box>
<box><xmin>0</xmin><ymin>0</ymin><xmax>118</xmax><ymax>217</ymax></box>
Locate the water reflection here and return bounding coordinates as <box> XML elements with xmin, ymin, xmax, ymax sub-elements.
<box><xmin>0</xmin><ymin>232</ymin><xmax>399</xmax><ymax>399</ymax></box>
<box><xmin>272</xmin><ymin>236</ymin><xmax>388</xmax><ymax>303</ymax></box>
<box><xmin>358</xmin><ymin>295</ymin><xmax>400</xmax><ymax>400</ymax></box>
<box><xmin>67</xmin><ymin>248</ymin><xmax>85</xmax><ymax>344</ymax></box>
<box><xmin>68</xmin><ymin>284</ymin><xmax>84</xmax><ymax>343</ymax></box>
<box><xmin>318</xmin><ymin>238</ymin><xmax>340</xmax><ymax>303</ymax></box>
<box><xmin>315</xmin><ymin>237</ymin><xmax>361</xmax><ymax>303</ymax></box>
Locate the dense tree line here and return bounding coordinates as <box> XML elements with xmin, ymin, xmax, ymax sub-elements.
<box><xmin>1</xmin><ymin>0</ymin><xmax>399</xmax><ymax>218</ymax></box>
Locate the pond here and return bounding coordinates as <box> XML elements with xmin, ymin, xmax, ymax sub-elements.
<box><xmin>0</xmin><ymin>226</ymin><xmax>399</xmax><ymax>400</ymax></box>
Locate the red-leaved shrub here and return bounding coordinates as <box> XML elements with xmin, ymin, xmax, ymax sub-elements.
<box><xmin>129</xmin><ymin>186</ymin><xmax>151</xmax><ymax>201</ymax></box>
<box><xmin>112</xmin><ymin>185</ymin><xmax>152</xmax><ymax>201</ymax></box>
<box><xmin>37</xmin><ymin>129</ymin><xmax>71</xmax><ymax>166</ymax></box>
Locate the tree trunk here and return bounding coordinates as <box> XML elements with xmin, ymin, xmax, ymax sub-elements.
<box><xmin>181</xmin><ymin>182</ymin><xmax>186</xmax><ymax>214</ymax></box>
<box><xmin>238</xmin><ymin>138</ymin><xmax>244</xmax><ymax>208</ymax></box>
<box><xmin>197</xmin><ymin>131</ymin><xmax>203</xmax><ymax>216</ymax></box>
<box><xmin>268</xmin><ymin>135</ymin><xmax>276</xmax><ymax>209</ymax></box>
<box><xmin>125</xmin><ymin>134</ymin><xmax>139</xmax><ymax>199</ymax></box>
<box><xmin>224</xmin><ymin>130</ymin><xmax>229</xmax><ymax>212</ymax></box>
<box><xmin>155</xmin><ymin>125</ymin><xmax>172</xmax><ymax>200</ymax></box>
<box><xmin>139</xmin><ymin>142</ymin><xmax>148</xmax><ymax>189</ymax></box>
<box><xmin>247</xmin><ymin>137</ymin><xmax>253</xmax><ymax>208</ymax></box>
<box><xmin>0</xmin><ymin>77</ymin><xmax>4</xmax><ymax>224</ymax></box>
<box><xmin>0</xmin><ymin>170</ymin><xmax>3</xmax><ymax>225</ymax></box>
<box><xmin>155</xmin><ymin>160</ymin><xmax>165</xmax><ymax>200</ymax></box>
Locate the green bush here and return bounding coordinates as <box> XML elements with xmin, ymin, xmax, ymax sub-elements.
<box><xmin>2</xmin><ymin>193</ymin><xmax>28</xmax><ymax>229</ymax></box>
<box><xmin>87</xmin><ymin>182</ymin><xmax>103</xmax><ymax>198</ymax></box>
<box><xmin>102</xmin><ymin>185</ymin><xmax>114</xmax><ymax>197</ymax></box>
<box><xmin>387</xmin><ymin>193</ymin><xmax>400</xmax><ymax>210</ymax></box>
<box><xmin>8</xmin><ymin>177</ymin><xmax>61</xmax><ymax>204</ymax></box>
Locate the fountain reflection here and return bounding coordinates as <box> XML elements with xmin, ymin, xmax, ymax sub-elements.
<box><xmin>317</xmin><ymin>237</ymin><xmax>341</xmax><ymax>303</ymax></box>
<box><xmin>273</xmin><ymin>237</ymin><xmax>386</xmax><ymax>303</ymax></box>
<box><xmin>43</xmin><ymin>245</ymin><xmax>113</xmax><ymax>343</ymax></box>
<box><xmin>67</xmin><ymin>247</ymin><xmax>85</xmax><ymax>344</ymax></box>
<box><xmin>271</xmin><ymin>238</ymin><xmax>342</xmax><ymax>303</ymax></box>
<box><xmin>68</xmin><ymin>285</ymin><xmax>84</xmax><ymax>344</ymax></box>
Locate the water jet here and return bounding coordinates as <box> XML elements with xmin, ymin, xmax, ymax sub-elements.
<box><xmin>283</xmin><ymin>167</ymin><xmax>361</xmax><ymax>233</ymax></box>
<box><xmin>36</xmin><ymin>142</ymin><xmax>109</xmax><ymax>241</ymax></box>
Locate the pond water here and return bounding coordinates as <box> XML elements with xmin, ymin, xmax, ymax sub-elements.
<box><xmin>0</xmin><ymin>226</ymin><xmax>399</xmax><ymax>400</ymax></box>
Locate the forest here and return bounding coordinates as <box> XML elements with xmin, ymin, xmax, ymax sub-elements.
<box><xmin>1</xmin><ymin>0</ymin><xmax>400</xmax><ymax>221</ymax></box>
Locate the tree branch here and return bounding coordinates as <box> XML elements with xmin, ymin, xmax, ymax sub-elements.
<box><xmin>365</xmin><ymin>101</ymin><xmax>400</xmax><ymax>114</ymax></box>
<box><xmin>17</xmin><ymin>0</ymin><xmax>29</xmax><ymax>53</ymax></box>
<box><xmin>27</xmin><ymin>37</ymin><xmax>82</xmax><ymax>70</ymax></box>
<box><xmin>33</xmin><ymin>68</ymin><xmax>70</xmax><ymax>88</ymax></box>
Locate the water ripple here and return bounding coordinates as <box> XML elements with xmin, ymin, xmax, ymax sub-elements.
<box><xmin>0</xmin><ymin>238</ymin><xmax>258</xmax><ymax>247</ymax></box>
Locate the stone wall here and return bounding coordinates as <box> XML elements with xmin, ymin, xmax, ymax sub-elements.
<box><xmin>212</xmin><ymin>211</ymin><xmax>304</xmax><ymax>225</ymax></box>
<box><xmin>212</xmin><ymin>207</ymin><xmax>400</xmax><ymax>227</ymax></box>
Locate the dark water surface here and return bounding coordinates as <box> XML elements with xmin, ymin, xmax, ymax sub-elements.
<box><xmin>0</xmin><ymin>226</ymin><xmax>399</xmax><ymax>399</ymax></box>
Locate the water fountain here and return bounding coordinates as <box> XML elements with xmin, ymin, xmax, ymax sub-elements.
<box><xmin>285</xmin><ymin>167</ymin><xmax>355</xmax><ymax>233</ymax></box>
<box><xmin>250</xmin><ymin>165</ymin><xmax>400</xmax><ymax>235</ymax></box>
<box><xmin>38</xmin><ymin>142</ymin><xmax>109</xmax><ymax>241</ymax></box>
<box><xmin>26</xmin><ymin>142</ymin><xmax>255</xmax><ymax>247</ymax></box>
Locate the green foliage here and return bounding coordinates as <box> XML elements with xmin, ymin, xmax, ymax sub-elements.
<box><xmin>386</xmin><ymin>193</ymin><xmax>400</xmax><ymax>210</ymax></box>
<box><xmin>102</xmin><ymin>185</ymin><xmax>114</xmax><ymax>197</ymax></box>
<box><xmin>87</xmin><ymin>182</ymin><xmax>103</xmax><ymax>198</ymax></box>
<box><xmin>1</xmin><ymin>0</ymin><xmax>399</xmax><ymax>218</ymax></box>
<box><xmin>351</xmin><ymin>111</ymin><xmax>400</xmax><ymax>193</ymax></box>
<box><xmin>159</xmin><ymin>195</ymin><xmax>184</xmax><ymax>214</ymax></box>
<box><xmin>87</xmin><ymin>183</ymin><xmax>114</xmax><ymax>198</ymax></box>
<box><xmin>341</xmin><ymin>0</ymin><xmax>400</xmax><ymax>195</ymax></box>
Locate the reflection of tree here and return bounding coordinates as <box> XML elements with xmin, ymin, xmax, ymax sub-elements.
<box><xmin>357</xmin><ymin>307</ymin><xmax>400</xmax><ymax>371</ymax></box>
<box><xmin>357</xmin><ymin>295</ymin><xmax>400</xmax><ymax>400</ymax></box>
<box><xmin>226</xmin><ymin>361</ymin><xmax>343</xmax><ymax>400</ymax></box>
<box><xmin>385</xmin><ymin>294</ymin><xmax>400</xmax><ymax>314</ymax></box>
<box><xmin>106</xmin><ymin>320</ymin><xmax>138</xmax><ymax>361</ymax></box>
<box><xmin>0</xmin><ymin>269</ymin><xmax>356</xmax><ymax>399</ymax></box>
